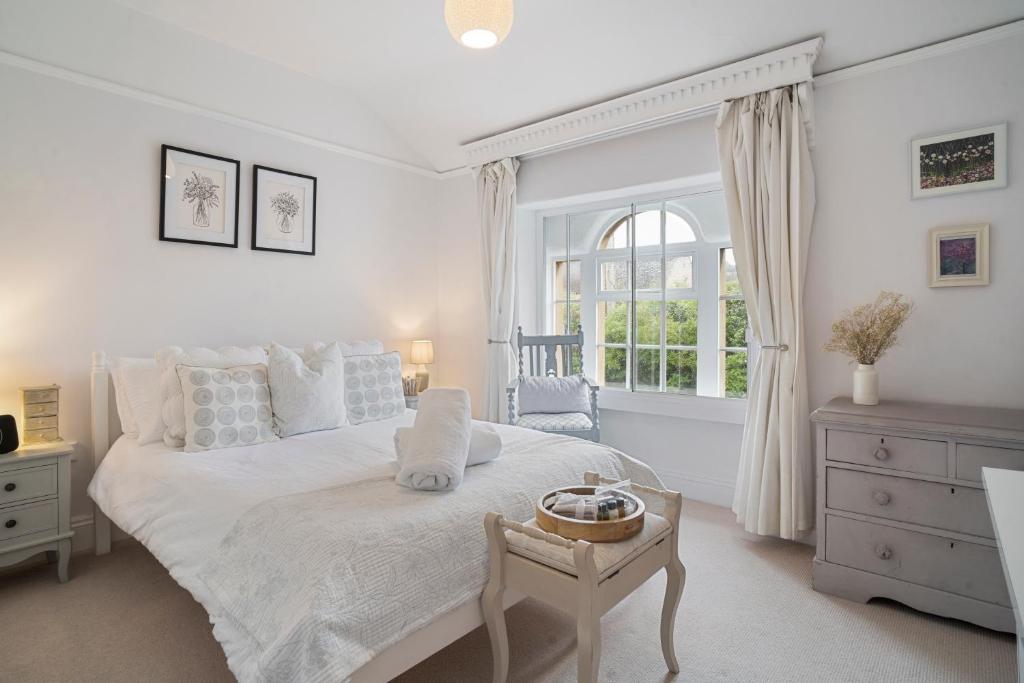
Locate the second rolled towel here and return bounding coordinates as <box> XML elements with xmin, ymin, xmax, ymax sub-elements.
<box><xmin>395</xmin><ymin>387</ymin><xmax>472</xmax><ymax>492</ymax></box>
<box><xmin>394</xmin><ymin>424</ymin><xmax>502</xmax><ymax>468</ymax></box>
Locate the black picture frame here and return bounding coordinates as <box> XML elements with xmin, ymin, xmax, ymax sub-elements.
<box><xmin>159</xmin><ymin>144</ymin><xmax>240</xmax><ymax>247</ymax></box>
<box><xmin>251</xmin><ymin>165</ymin><xmax>318</xmax><ymax>256</ymax></box>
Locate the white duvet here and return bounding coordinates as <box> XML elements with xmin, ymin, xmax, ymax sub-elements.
<box><xmin>88</xmin><ymin>415</ymin><xmax>662</xmax><ymax>682</ymax></box>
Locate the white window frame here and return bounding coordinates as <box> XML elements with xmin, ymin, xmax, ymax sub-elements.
<box><xmin>532</xmin><ymin>179</ymin><xmax>746</xmax><ymax>425</ymax></box>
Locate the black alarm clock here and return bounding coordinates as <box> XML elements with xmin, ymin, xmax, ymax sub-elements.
<box><xmin>0</xmin><ymin>415</ymin><xmax>18</xmax><ymax>454</ymax></box>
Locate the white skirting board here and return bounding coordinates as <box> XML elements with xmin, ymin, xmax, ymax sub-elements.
<box><xmin>656</xmin><ymin>468</ymin><xmax>735</xmax><ymax>509</ymax></box>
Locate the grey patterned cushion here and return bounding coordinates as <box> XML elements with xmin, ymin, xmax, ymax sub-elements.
<box><xmin>515</xmin><ymin>412</ymin><xmax>593</xmax><ymax>432</ymax></box>
<box><xmin>342</xmin><ymin>351</ymin><xmax>406</xmax><ymax>425</ymax></box>
<box><xmin>176</xmin><ymin>363</ymin><xmax>278</xmax><ymax>452</ymax></box>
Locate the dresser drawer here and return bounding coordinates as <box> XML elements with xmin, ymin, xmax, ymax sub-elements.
<box><xmin>956</xmin><ymin>443</ymin><xmax>1024</xmax><ymax>482</ymax></box>
<box><xmin>825</xmin><ymin>515</ymin><xmax>1009</xmax><ymax>606</ymax></box>
<box><xmin>826</xmin><ymin>429</ymin><xmax>947</xmax><ymax>476</ymax></box>
<box><xmin>827</xmin><ymin>467</ymin><xmax>992</xmax><ymax>538</ymax></box>
<box><xmin>0</xmin><ymin>464</ymin><xmax>57</xmax><ymax>506</ymax></box>
<box><xmin>23</xmin><ymin>402</ymin><xmax>58</xmax><ymax>419</ymax></box>
<box><xmin>0</xmin><ymin>499</ymin><xmax>58</xmax><ymax>543</ymax></box>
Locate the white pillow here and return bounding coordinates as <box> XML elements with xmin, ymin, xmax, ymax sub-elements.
<box><xmin>517</xmin><ymin>375</ymin><xmax>592</xmax><ymax>415</ymax></box>
<box><xmin>305</xmin><ymin>340</ymin><xmax>384</xmax><ymax>357</ymax></box>
<box><xmin>175</xmin><ymin>364</ymin><xmax>277</xmax><ymax>452</ymax></box>
<box><xmin>268</xmin><ymin>342</ymin><xmax>346</xmax><ymax>437</ymax></box>
<box><xmin>112</xmin><ymin>357</ymin><xmax>164</xmax><ymax>444</ymax></box>
<box><xmin>342</xmin><ymin>351</ymin><xmax>406</xmax><ymax>425</ymax></box>
<box><xmin>157</xmin><ymin>346</ymin><xmax>268</xmax><ymax>448</ymax></box>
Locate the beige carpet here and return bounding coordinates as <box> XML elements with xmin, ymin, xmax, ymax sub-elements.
<box><xmin>0</xmin><ymin>501</ymin><xmax>1014</xmax><ymax>682</ymax></box>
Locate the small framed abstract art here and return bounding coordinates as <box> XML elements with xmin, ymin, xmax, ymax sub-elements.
<box><xmin>160</xmin><ymin>145</ymin><xmax>240</xmax><ymax>247</ymax></box>
<box><xmin>912</xmin><ymin>123</ymin><xmax>1007</xmax><ymax>199</ymax></box>
<box><xmin>252</xmin><ymin>165</ymin><xmax>317</xmax><ymax>255</ymax></box>
<box><xmin>929</xmin><ymin>224</ymin><xmax>989</xmax><ymax>288</ymax></box>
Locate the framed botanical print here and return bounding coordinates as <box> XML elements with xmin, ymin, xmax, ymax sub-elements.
<box><xmin>160</xmin><ymin>145</ymin><xmax>240</xmax><ymax>247</ymax></box>
<box><xmin>929</xmin><ymin>224</ymin><xmax>989</xmax><ymax>287</ymax></box>
<box><xmin>911</xmin><ymin>123</ymin><xmax>1007</xmax><ymax>199</ymax></box>
<box><xmin>251</xmin><ymin>165</ymin><xmax>317</xmax><ymax>255</ymax></box>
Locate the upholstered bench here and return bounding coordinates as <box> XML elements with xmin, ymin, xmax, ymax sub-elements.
<box><xmin>482</xmin><ymin>473</ymin><xmax>685</xmax><ymax>683</ymax></box>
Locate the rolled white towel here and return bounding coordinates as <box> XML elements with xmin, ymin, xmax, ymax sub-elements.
<box><xmin>395</xmin><ymin>424</ymin><xmax>501</xmax><ymax>468</ymax></box>
<box><xmin>396</xmin><ymin>388</ymin><xmax>472</xmax><ymax>492</ymax></box>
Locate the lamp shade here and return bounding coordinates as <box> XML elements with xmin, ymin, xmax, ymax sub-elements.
<box><xmin>410</xmin><ymin>340</ymin><xmax>435</xmax><ymax>365</ymax></box>
<box><xmin>444</xmin><ymin>0</ymin><xmax>514</xmax><ymax>49</ymax></box>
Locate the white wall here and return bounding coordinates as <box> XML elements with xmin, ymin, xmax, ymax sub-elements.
<box><xmin>0</xmin><ymin>64</ymin><xmax>442</xmax><ymax>537</ymax></box>
<box><xmin>436</xmin><ymin>30</ymin><xmax>1024</xmax><ymax>509</ymax></box>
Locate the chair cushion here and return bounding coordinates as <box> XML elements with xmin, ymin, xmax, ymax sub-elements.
<box><xmin>505</xmin><ymin>514</ymin><xmax>672</xmax><ymax>579</ymax></box>
<box><xmin>518</xmin><ymin>375</ymin><xmax>591</xmax><ymax>414</ymax></box>
<box><xmin>516</xmin><ymin>412</ymin><xmax>593</xmax><ymax>432</ymax></box>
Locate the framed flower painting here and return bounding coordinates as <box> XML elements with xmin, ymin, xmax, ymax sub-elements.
<box><xmin>929</xmin><ymin>224</ymin><xmax>989</xmax><ymax>288</ymax></box>
<box><xmin>911</xmin><ymin>123</ymin><xmax>1007</xmax><ymax>199</ymax></box>
<box><xmin>160</xmin><ymin>145</ymin><xmax>240</xmax><ymax>247</ymax></box>
<box><xmin>252</xmin><ymin>165</ymin><xmax>317</xmax><ymax>255</ymax></box>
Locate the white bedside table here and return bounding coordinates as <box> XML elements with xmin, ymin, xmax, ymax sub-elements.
<box><xmin>0</xmin><ymin>441</ymin><xmax>75</xmax><ymax>582</ymax></box>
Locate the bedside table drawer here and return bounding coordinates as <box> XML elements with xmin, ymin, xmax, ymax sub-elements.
<box><xmin>0</xmin><ymin>464</ymin><xmax>57</xmax><ymax>506</ymax></box>
<box><xmin>0</xmin><ymin>499</ymin><xmax>58</xmax><ymax>543</ymax></box>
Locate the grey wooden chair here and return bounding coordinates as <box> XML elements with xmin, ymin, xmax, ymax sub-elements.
<box><xmin>506</xmin><ymin>326</ymin><xmax>600</xmax><ymax>441</ymax></box>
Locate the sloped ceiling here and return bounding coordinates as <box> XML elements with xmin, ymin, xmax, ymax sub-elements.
<box><xmin>41</xmin><ymin>1</ymin><xmax>1024</xmax><ymax>170</ymax></box>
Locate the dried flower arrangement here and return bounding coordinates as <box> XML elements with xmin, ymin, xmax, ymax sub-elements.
<box><xmin>824</xmin><ymin>291</ymin><xmax>913</xmax><ymax>365</ymax></box>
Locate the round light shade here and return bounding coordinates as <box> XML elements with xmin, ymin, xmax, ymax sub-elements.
<box><xmin>411</xmin><ymin>339</ymin><xmax>435</xmax><ymax>365</ymax></box>
<box><xmin>444</xmin><ymin>0</ymin><xmax>514</xmax><ymax>49</ymax></box>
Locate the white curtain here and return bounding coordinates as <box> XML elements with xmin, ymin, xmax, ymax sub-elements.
<box><xmin>715</xmin><ymin>84</ymin><xmax>816</xmax><ymax>540</ymax></box>
<box><xmin>475</xmin><ymin>157</ymin><xmax>520</xmax><ymax>423</ymax></box>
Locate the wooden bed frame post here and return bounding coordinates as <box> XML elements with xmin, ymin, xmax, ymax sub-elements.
<box><xmin>91</xmin><ymin>351</ymin><xmax>113</xmax><ymax>555</ymax></box>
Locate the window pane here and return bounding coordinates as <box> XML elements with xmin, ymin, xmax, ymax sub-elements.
<box><xmin>599</xmin><ymin>346</ymin><xmax>628</xmax><ymax>388</ymax></box>
<box><xmin>553</xmin><ymin>301</ymin><xmax>581</xmax><ymax>335</ymax></box>
<box><xmin>721</xmin><ymin>248</ymin><xmax>741</xmax><ymax>295</ymax></box>
<box><xmin>568</xmin><ymin>260</ymin><xmax>581</xmax><ymax>299</ymax></box>
<box><xmin>635</xmin><ymin>301</ymin><xmax>661</xmax><ymax>346</ymax></box>
<box><xmin>666</xmin><ymin>255</ymin><xmax>693</xmax><ymax>289</ymax></box>
<box><xmin>722</xmin><ymin>299</ymin><xmax>747</xmax><ymax>348</ymax></box>
<box><xmin>599</xmin><ymin>220</ymin><xmax>629</xmax><ymax>249</ymax></box>
<box><xmin>635</xmin><ymin>348</ymin><xmax>661</xmax><ymax>392</ymax></box>
<box><xmin>665</xmin><ymin>213</ymin><xmax>696</xmax><ymax>244</ymax></box>
<box><xmin>554</xmin><ymin>261</ymin><xmax>567</xmax><ymax>300</ymax></box>
<box><xmin>666</xmin><ymin>350</ymin><xmax>697</xmax><ymax>394</ymax></box>
<box><xmin>723</xmin><ymin>350</ymin><xmax>748</xmax><ymax>398</ymax></box>
<box><xmin>597</xmin><ymin>301</ymin><xmax>630</xmax><ymax>344</ymax></box>
<box><xmin>636</xmin><ymin>255</ymin><xmax>662</xmax><ymax>290</ymax></box>
<box><xmin>554</xmin><ymin>260</ymin><xmax>582</xmax><ymax>300</ymax></box>
<box><xmin>599</xmin><ymin>259</ymin><xmax>630</xmax><ymax>292</ymax></box>
<box><xmin>666</xmin><ymin>300</ymin><xmax>698</xmax><ymax>346</ymax></box>
<box><xmin>634</xmin><ymin>210</ymin><xmax>661</xmax><ymax>247</ymax></box>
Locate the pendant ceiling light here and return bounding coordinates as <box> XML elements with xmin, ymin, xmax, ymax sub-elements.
<box><xmin>444</xmin><ymin>0</ymin><xmax>514</xmax><ymax>49</ymax></box>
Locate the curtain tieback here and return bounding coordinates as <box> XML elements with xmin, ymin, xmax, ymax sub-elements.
<box><xmin>761</xmin><ymin>343</ymin><xmax>789</xmax><ymax>351</ymax></box>
<box><xmin>487</xmin><ymin>339</ymin><xmax>510</xmax><ymax>344</ymax></box>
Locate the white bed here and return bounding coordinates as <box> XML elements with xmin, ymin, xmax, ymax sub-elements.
<box><xmin>87</xmin><ymin>352</ymin><xmax>663</xmax><ymax>682</ymax></box>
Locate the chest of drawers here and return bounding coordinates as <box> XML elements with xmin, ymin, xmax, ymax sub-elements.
<box><xmin>811</xmin><ymin>398</ymin><xmax>1024</xmax><ymax>633</ymax></box>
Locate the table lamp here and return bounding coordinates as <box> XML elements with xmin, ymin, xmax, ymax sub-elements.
<box><xmin>410</xmin><ymin>340</ymin><xmax>434</xmax><ymax>392</ymax></box>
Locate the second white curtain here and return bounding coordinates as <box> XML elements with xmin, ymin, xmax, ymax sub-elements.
<box><xmin>476</xmin><ymin>157</ymin><xmax>520</xmax><ymax>423</ymax></box>
<box><xmin>716</xmin><ymin>84</ymin><xmax>816</xmax><ymax>540</ymax></box>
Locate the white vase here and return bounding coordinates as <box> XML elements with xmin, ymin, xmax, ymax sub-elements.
<box><xmin>853</xmin><ymin>364</ymin><xmax>879</xmax><ymax>405</ymax></box>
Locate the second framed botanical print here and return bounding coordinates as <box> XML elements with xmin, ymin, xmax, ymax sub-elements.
<box><xmin>252</xmin><ymin>165</ymin><xmax>317</xmax><ymax>255</ymax></box>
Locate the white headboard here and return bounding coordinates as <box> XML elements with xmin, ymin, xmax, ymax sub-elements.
<box><xmin>90</xmin><ymin>351</ymin><xmax>121</xmax><ymax>555</ymax></box>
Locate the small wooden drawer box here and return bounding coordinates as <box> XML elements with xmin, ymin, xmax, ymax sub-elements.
<box><xmin>20</xmin><ymin>385</ymin><xmax>61</xmax><ymax>446</ymax></box>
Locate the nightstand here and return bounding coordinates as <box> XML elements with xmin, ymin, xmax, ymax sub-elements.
<box><xmin>405</xmin><ymin>396</ymin><xmax>419</xmax><ymax>410</ymax></box>
<box><xmin>0</xmin><ymin>441</ymin><xmax>74</xmax><ymax>582</ymax></box>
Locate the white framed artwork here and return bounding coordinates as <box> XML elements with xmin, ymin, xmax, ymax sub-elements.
<box><xmin>928</xmin><ymin>224</ymin><xmax>989</xmax><ymax>288</ymax></box>
<box><xmin>911</xmin><ymin>123</ymin><xmax>1007</xmax><ymax>199</ymax></box>
<box><xmin>160</xmin><ymin>145</ymin><xmax>239</xmax><ymax>247</ymax></box>
<box><xmin>252</xmin><ymin>165</ymin><xmax>317</xmax><ymax>255</ymax></box>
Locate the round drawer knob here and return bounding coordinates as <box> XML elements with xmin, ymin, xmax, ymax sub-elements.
<box><xmin>872</xmin><ymin>490</ymin><xmax>891</xmax><ymax>506</ymax></box>
<box><xmin>3</xmin><ymin>483</ymin><xmax>14</xmax><ymax>492</ymax></box>
<box><xmin>874</xmin><ymin>544</ymin><xmax>893</xmax><ymax>560</ymax></box>
<box><xmin>4</xmin><ymin>519</ymin><xmax>16</xmax><ymax>529</ymax></box>
<box><xmin>873</xmin><ymin>447</ymin><xmax>890</xmax><ymax>461</ymax></box>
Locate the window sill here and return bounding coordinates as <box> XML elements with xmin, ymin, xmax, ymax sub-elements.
<box><xmin>597</xmin><ymin>388</ymin><xmax>747</xmax><ymax>425</ymax></box>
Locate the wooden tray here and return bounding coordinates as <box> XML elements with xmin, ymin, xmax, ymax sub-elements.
<box><xmin>535</xmin><ymin>485</ymin><xmax>645</xmax><ymax>542</ymax></box>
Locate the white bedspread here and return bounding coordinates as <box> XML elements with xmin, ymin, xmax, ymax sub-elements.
<box><xmin>88</xmin><ymin>415</ymin><xmax>662</xmax><ymax>682</ymax></box>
